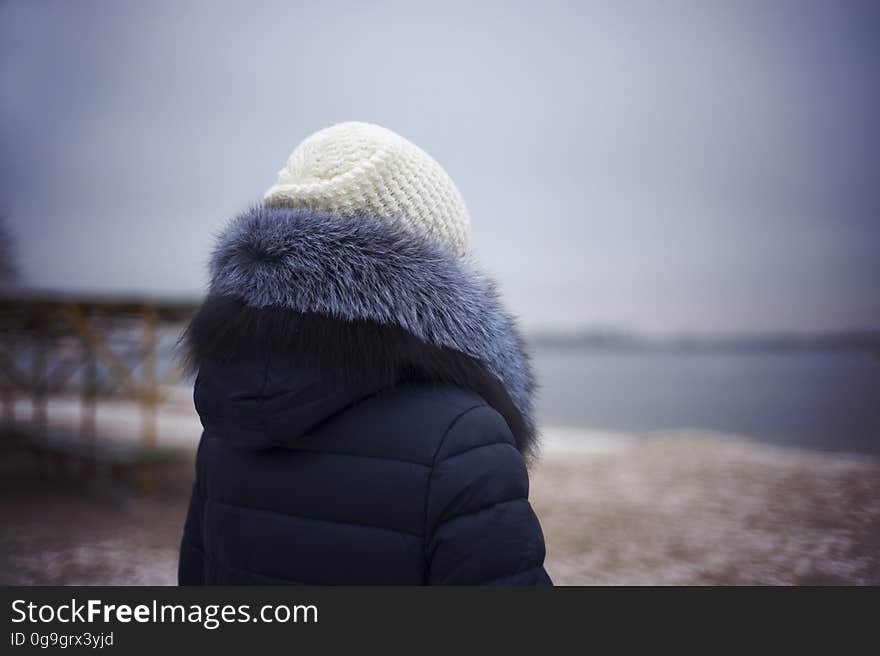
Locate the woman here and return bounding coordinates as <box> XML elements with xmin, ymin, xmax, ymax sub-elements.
<box><xmin>179</xmin><ymin>122</ymin><xmax>551</xmax><ymax>585</ymax></box>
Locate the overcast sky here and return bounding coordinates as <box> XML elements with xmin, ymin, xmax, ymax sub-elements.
<box><xmin>1</xmin><ymin>0</ymin><xmax>878</xmax><ymax>334</ymax></box>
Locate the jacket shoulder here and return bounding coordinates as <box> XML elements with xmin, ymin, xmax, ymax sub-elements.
<box><xmin>306</xmin><ymin>383</ymin><xmax>503</xmax><ymax>466</ymax></box>
<box><xmin>423</xmin><ymin>391</ymin><xmax>545</xmax><ymax>585</ymax></box>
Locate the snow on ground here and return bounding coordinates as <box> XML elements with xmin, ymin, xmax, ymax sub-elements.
<box><xmin>532</xmin><ymin>427</ymin><xmax>880</xmax><ymax>585</ymax></box>
<box><xmin>1</xmin><ymin>396</ymin><xmax>878</xmax><ymax>585</ymax></box>
<box><xmin>9</xmin><ymin>392</ymin><xmax>202</xmax><ymax>450</ymax></box>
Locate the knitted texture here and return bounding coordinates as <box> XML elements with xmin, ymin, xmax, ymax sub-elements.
<box><xmin>263</xmin><ymin>122</ymin><xmax>470</xmax><ymax>256</ymax></box>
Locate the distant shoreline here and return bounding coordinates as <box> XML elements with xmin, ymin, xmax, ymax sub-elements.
<box><xmin>528</xmin><ymin>330</ymin><xmax>880</xmax><ymax>355</ymax></box>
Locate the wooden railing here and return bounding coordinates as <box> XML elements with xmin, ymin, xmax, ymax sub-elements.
<box><xmin>0</xmin><ymin>292</ymin><xmax>200</xmax><ymax>490</ymax></box>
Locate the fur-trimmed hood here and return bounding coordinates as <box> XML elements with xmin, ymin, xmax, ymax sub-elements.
<box><xmin>184</xmin><ymin>206</ymin><xmax>538</xmax><ymax>460</ymax></box>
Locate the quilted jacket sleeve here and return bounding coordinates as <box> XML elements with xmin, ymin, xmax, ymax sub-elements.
<box><xmin>178</xmin><ymin>440</ymin><xmax>206</xmax><ymax>585</ymax></box>
<box><xmin>424</xmin><ymin>405</ymin><xmax>552</xmax><ymax>585</ymax></box>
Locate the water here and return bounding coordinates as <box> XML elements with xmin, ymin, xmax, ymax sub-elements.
<box><xmin>533</xmin><ymin>347</ymin><xmax>880</xmax><ymax>456</ymax></box>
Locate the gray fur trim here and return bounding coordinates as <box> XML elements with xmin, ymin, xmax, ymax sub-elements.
<box><xmin>209</xmin><ymin>205</ymin><xmax>536</xmax><ymax>444</ymax></box>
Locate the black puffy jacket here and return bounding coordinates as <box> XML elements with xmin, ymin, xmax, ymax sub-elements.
<box><xmin>178</xmin><ymin>206</ymin><xmax>551</xmax><ymax>586</ymax></box>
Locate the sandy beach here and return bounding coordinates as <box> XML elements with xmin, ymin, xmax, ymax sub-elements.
<box><xmin>533</xmin><ymin>428</ymin><xmax>880</xmax><ymax>585</ymax></box>
<box><xmin>1</xmin><ymin>397</ymin><xmax>878</xmax><ymax>585</ymax></box>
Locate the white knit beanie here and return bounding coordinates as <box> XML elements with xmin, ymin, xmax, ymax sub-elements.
<box><xmin>263</xmin><ymin>122</ymin><xmax>470</xmax><ymax>256</ymax></box>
